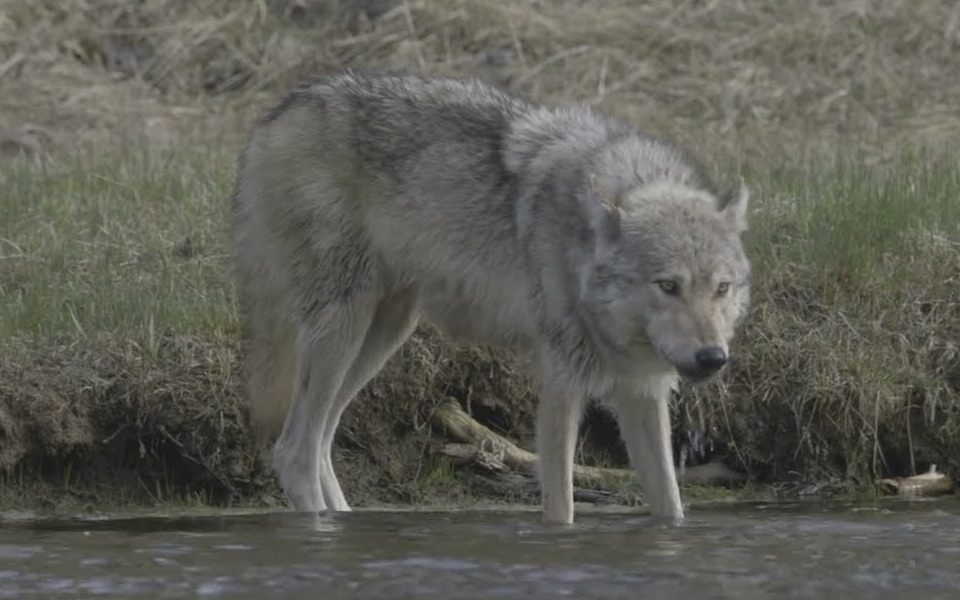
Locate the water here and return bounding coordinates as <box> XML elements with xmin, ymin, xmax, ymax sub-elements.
<box><xmin>1</xmin><ymin>500</ymin><xmax>959</xmax><ymax>599</ymax></box>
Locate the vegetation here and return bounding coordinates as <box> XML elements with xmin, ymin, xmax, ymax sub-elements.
<box><xmin>1</xmin><ymin>0</ymin><xmax>958</xmax><ymax>510</ymax></box>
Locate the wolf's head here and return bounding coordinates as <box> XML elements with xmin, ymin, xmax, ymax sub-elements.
<box><xmin>577</xmin><ymin>178</ymin><xmax>751</xmax><ymax>382</ymax></box>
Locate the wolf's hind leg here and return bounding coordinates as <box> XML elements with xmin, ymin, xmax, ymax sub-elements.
<box><xmin>272</xmin><ymin>296</ymin><xmax>377</xmax><ymax>513</ymax></box>
<box><xmin>318</xmin><ymin>288</ymin><xmax>421</xmax><ymax>511</ymax></box>
<box><xmin>608</xmin><ymin>373</ymin><xmax>684</xmax><ymax>520</ymax></box>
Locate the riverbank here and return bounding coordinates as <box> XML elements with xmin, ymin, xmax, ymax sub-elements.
<box><xmin>2</xmin><ymin>0</ymin><xmax>959</xmax><ymax>511</ymax></box>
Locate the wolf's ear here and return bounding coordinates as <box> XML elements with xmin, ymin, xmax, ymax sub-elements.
<box><xmin>718</xmin><ymin>177</ymin><xmax>749</xmax><ymax>234</ymax></box>
<box><xmin>585</xmin><ymin>174</ymin><xmax>622</xmax><ymax>256</ymax></box>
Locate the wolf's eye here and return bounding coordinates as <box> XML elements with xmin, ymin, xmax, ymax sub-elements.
<box><xmin>657</xmin><ymin>280</ymin><xmax>679</xmax><ymax>295</ymax></box>
<box><xmin>716</xmin><ymin>282</ymin><xmax>731</xmax><ymax>297</ymax></box>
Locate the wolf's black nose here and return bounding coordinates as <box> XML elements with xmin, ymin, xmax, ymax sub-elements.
<box><xmin>694</xmin><ymin>347</ymin><xmax>728</xmax><ymax>373</ymax></box>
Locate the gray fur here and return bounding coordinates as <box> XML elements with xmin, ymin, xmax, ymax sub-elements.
<box><xmin>232</xmin><ymin>70</ymin><xmax>751</xmax><ymax>524</ymax></box>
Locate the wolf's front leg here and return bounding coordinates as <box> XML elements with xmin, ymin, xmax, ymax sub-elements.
<box><xmin>609</xmin><ymin>373</ymin><xmax>684</xmax><ymax>520</ymax></box>
<box><xmin>535</xmin><ymin>386</ymin><xmax>586</xmax><ymax>525</ymax></box>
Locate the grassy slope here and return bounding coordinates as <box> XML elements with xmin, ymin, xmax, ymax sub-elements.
<box><xmin>1</xmin><ymin>0</ymin><xmax>959</xmax><ymax>509</ymax></box>
<box><xmin>1</xmin><ymin>143</ymin><xmax>237</xmax><ymax>343</ymax></box>
<box><xmin>728</xmin><ymin>150</ymin><xmax>960</xmax><ymax>483</ymax></box>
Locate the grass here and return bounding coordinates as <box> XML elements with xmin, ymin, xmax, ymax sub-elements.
<box><xmin>1</xmin><ymin>0</ymin><xmax>959</xmax><ymax>509</ymax></box>
<box><xmin>0</xmin><ymin>140</ymin><xmax>237</xmax><ymax>345</ymax></box>
<box><xmin>4</xmin><ymin>0</ymin><xmax>959</xmax><ymax>157</ymax></box>
<box><xmin>723</xmin><ymin>149</ymin><xmax>960</xmax><ymax>483</ymax></box>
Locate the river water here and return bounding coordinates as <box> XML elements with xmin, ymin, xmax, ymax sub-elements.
<box><xmin>1</xmin><ymin>500</ymin><xmax>958</xmax><ymax>599</ymax></box>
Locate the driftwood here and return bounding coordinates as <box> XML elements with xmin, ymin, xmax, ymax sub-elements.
<box><xmin>431</xmin><ymin>400</ymin><xmax>633</xmax><ymax>486</ymax></box>
<box><xmin>879</xmin><ymin>464</ymin><xmax>956</xmax><ymax>497</ymax></box>
<box><xmin>430</xmin><ymin>399</ymin><xmax>745</xmax><ymax>489</ymax></box>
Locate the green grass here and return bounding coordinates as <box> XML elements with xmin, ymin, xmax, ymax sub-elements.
<box><xmin>8</xmin><ymin>144</ymin><xmax>957</xmax><ymax>352</ymax></box>
<box><xmin>0</xmin><ymin>140</ymin><xmax>239</xmax><ymax>350</ymax></box>
<box><xmin>746</xmin><ymin>148</ymin><xmax>960</xmax><ymax>301</ymax></box>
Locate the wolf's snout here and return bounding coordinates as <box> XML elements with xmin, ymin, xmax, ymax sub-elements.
<box><xmin>694</xmin><ymin>346</ymin><xmax>728</xmax><ymax>374</ymax></box>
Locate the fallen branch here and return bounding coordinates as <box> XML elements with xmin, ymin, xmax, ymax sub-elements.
<box><xmin>431</xmin><ymin>399</ymin><xmax>633</xmax><ymax>486</ymax></box>
<box><xmin>430</xmin><ymin>398</ymin><xmax>746</xmax><ymax>488</ymax></box>
<box><xmin>878</xmin><ymin>464</ymin><xmax>956</xmax><ymax>497</ymax></box>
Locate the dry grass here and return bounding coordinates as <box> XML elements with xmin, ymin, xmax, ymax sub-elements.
<box><xmin>1</xmin><ymin>0</ymin><xmax>959</xmax><ymax>507</ymax></box>
<box><xmin>4</xmin><ymin>0</ymin><xmax>959</xmax><ymax>153</ymax></box>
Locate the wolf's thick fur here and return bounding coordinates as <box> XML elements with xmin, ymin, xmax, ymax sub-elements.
<box><xmin>232</xmin><ymin>71</ymin><xmax>751</xmax><ymax>524</ymax></box>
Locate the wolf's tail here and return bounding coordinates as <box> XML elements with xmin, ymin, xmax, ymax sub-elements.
<box><xmin>232</xmin><ymin>180</ymin><xmax>298</xmax><ymax>454</ymax></box>
<box><xmin>240</xmin><ymin>302</ymin><xmax>297</xmax><ymax>452</ymax></box>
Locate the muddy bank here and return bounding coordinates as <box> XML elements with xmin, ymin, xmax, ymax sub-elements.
<box><xmin>4</xmin><ymin>323</ymin><xmax>955</xmax><ymax>512</ymax></box>
<box><xmin>0</xmin><ymin>328</ymin><xmax>740</xmax><ymax>512</ymax></box>
<box><xmin>0</xmin><ymin>328</ymin><xmax>542</xmax><ymax>510</ymax></box>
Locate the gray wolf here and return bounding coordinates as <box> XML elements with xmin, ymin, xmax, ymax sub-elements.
<box><xmin>232</xmin><ymin>70</ymin><xmax>751</xmax><ymax>524</ymax></box>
